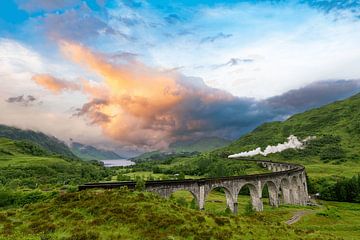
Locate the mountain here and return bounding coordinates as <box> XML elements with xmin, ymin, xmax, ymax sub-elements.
<box><xmin>0</xmin><ymin>124</ymin><xmax>77</xmax><ymax>159</ymax></box>
<box><xmin>0</xmin><ymin>137</ymin><xmax>110</xmax><ymax>190</ymax></box>
<box><xmin>70</xmin><ymin>142</ymin><xmax>124</xmax><ymax>160</ymax></box>
<box><xmin>169</xmin><ymin>136</ymin><xmax>231</xmax><ymax>153</ymax></box>
<box><xmin>217</xmin><ymin>92</ymin><xmax>360</xmax><ymax>164</ymax></box>
<box><xmin>132</xmin><ymin>137</ymin><xmax>230</xmax><ymax>162</ymax></box>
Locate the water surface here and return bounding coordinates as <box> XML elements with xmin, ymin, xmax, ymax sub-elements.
<box><xmin>101</xmin><ymin>159</ymin><xmax>135</xmax><ymax>167</ymax></box>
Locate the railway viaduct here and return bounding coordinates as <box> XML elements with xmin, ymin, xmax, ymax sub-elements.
<box><xmin>79</xmin><ymin>160</ymin><xmax>309</xmax><ymax>213</ymax></box>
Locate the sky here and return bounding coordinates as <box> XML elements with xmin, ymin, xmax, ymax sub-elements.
<box><xmin>1</xmin><ymin>0</ymin><xmax>360</xmax><ymax>155</ymax></box>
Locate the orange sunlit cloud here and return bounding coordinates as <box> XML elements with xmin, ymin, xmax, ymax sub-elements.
<box><xmin>32</xmin><ymin>74</ymin><xmax>81</xmax><ymax>94</ymax></box>
<box><xmin>32</xmin><ymin>41</ymin><xmax>235</xmax><ymax>149</ymax></box>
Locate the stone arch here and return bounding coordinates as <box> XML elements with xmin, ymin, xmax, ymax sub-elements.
<box><xmin>147</xmin><ymin>186</ymin><xmax>198</xmax><ymax>201</ymax></box>
<box><xmin>169</xmin><ymin>189</ymin><xmax>199</xmax><ymax>209</ymax></box>
<box><xmin>238</xmin><ymin>183</ymin><xmax>263</xmax><ymax>212</ymax></box>
<box><xmin>261</xmin><ymin>180</ymin><xmax>279</xmax><ymax>207</ymax></box>
<box><xmin>279</xmin><ymin>177</ymin><xmax>291</xmax><ymax>204</ymax></box>
<box><xmin>204</xmin><ymin>185</ymin><xmax>235</xmax><ymax>213</ymax></box>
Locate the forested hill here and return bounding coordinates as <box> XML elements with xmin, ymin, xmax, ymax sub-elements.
<box><xmin>217</xmin><ymin>92</ymin><xmax>360</xmax><ymax>163</ymax></box>
<box><xmin>70</xmin><ymin>142</ymin><xmax>124</xmax><ymax>160</ymax></box>
<box><xmin>169</xmin><ymin>136</ymin><xmax>231</xmax><ymax>153</ymax></box>
<box><xmin>0</xmin><ymin>124</ymin><xmax>77</xmax><ymax>159</ymax></box>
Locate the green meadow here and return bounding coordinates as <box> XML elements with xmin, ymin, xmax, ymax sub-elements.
<box><xmin>1</xmin><ymin>188</ymin><xmax>360</xmax><ymax>240</ymax></box>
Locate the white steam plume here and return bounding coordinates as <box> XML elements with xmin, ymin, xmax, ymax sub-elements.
<box><xmin>228</xmin><ymin>135</ymin><xmax>315</xmax><ymax>158</ymax></box>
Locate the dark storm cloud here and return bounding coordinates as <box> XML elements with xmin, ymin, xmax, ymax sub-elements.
<box><xmin>171</xmin><ymin>79</ymin><xmax>360</xmax><ymax>141</ymax></box>
<box><xmin>74</xmin><ymin>99</ymin><xmax>111</xmax><ymax>124</ymax></box>
<box><xmin>264</xmin><ymin>80</ymin><xmax>360</xmax><ymax>113</ymax></box>
<box><xmin>200</xmin><ymin>32</ymin><xmax>233</xmax><ymax>43</ymax></box>
<box><xmin>171</xmin><ymin>95</ymin><xmax>272</xmax><ymax>140</ymax></box>
<box><xmin>6</xmin><ymin>95</ymin><xmax>38</xmax><ymax>106</ymax></box>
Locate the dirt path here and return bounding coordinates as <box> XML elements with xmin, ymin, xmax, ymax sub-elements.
<box><xmin>285</xmin><ymin>210</ymin><xmax>311</xmax><ymax>225</ymax></box>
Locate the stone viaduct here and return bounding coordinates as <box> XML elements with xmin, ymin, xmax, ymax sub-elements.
<box><xmin>79</xmin><ymin>160</ymin><xmax>309</xmax><ymax>213</ymax></box>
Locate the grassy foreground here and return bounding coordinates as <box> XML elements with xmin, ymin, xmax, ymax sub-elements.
<box><xmin>1</xmin><ymin>188</ymin><xmax>359</xmax><ymax>240</ymax></box>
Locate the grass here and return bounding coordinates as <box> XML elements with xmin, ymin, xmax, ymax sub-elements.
<box><xmin>1</xmin><ymin>188</ymin><xmax>360</xmax><ymax>240</ymax></box>
<box><xmin>296</xmin><ymin>161</ymin><xmax>360</xmax><ymax>178</ymax></box>
<box><xmin>296</xmin><ymin>201</ymin><xmax>360</xmax><ymax>239</ymax></box>
<box><xmin>171</xmin><ymin>189</ymin><xmax>360</xmax><ymax>239</ymax></box>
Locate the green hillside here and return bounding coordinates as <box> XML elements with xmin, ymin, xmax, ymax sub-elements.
<box><xmin>0</xmin><ymin>124</ymin><xmax>77</xmax><ymax>159</ymax></box>
<box><xmin>132</xmin><ymin>137</ymin><xmax>231</xmax><ymax>163</ymax></box>
<box><xmin>169</xmin><ymin>136</ymin><xmax>231</xmax><ymax>153</ymax></box>
<box><xmin>0</xmin><ymin>137</ymin><xmax>111</xmax><ymax>192</ymax></box>
<box><xmin>224</xmin><ymin>92</ymin><xmax>360</xmax><ymax>156</ymax></box>
<box><xmin>70</xmin><ymin>142</ymin><xmax>124</xmax><ymax>161</ymax></box>
<box><xmin>213</xmin><ymin>93</ymin><xmax>360</xmax><ymax>176</ymax></box>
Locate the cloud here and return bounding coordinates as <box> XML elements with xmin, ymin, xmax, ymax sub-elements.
<box><xmin>73</xmin><ymin>98</ymin><xmax>111</xmax><ymax>124</ymax></box>
<box><xmin>265</xmin><ymin>80</ymin><xmax>360</xmax><ymax>113</ymax></box>
<box><xmin>117</xmin><ymin>16</ymin><xmax>142</xmax><ymax>27</ymax></box>
<box><xmin>200</xmin><ymin>32</ymin><xmax>233</xmax><ymax>43</ymax></box>
<box><xmin>110</xmin><ymin>51</ymin><xmax>139</xmax><ymax>63</ymax></box>
<box><xmin>6</xmin><ymin>95</ymin><xmax>38</xmax><ymax>106</ymax></box>
<box><xmin>32</xmin><ymin>74</ymin><xmax>81</xmax><ymax>94</ymax></box>
<box><xmin>31</xmin><ymin>41</ymin><xmax>260</xmax><ymax>148</ymax></box>
<box><xmin>31</xmin><ymin>41</ymin><xmax>360</xmax><ymax>150</ymax></box>
<box><xmin>301</xmin><ymin>0</ymin><xmax>360</xmax><ymax>14</ymax></box>
<box><xmin>39</xmin><ymin>4</ymin><xmax>122</xmax><ymax>42</ymax></box>
<box><xmin>136</xmin><ymin>1</ymin><xmax>360</xmax><ymax>99</ymax></box>
<box><xmin>212</xmin><ymin>58</ymin><xmax>255</xmax><ymax>69</ymax></box>
<box><xmin>164</xmin><ymin>14</ymin><xmax>182</xmax><ymax>24</ymax></box>
<box><xmin>16</xmin><ymin>0</ymin><xmax>80</xmax><ymax>12</ymax></box>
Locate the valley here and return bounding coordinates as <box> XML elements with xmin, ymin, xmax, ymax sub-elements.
<box><xmin>3</xmin><ymin>1</ymin><xmax>360</xmax><ymax>239</ymax></box>
<box><xmin>1</xmin><ymin>94</ymin><xmax>360</xmax><ymax>239</ymax></box>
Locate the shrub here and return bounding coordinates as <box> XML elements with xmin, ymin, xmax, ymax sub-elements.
<box><xmin>224</xmin><ymin>207</ymin><xmax>232</xmax><ymax>216</ymax></box>
<box><xmin>244</xmin><ymin>200</ymin><xmax>255</xmax><ymax>216</ymax></box>
<box><xmin>28</xmin><ymin>220</ymin><xmax>56</xmax><ymax>234</ymax></box>
<box><xmin>190</xmin><ymin>198</ymin><xmax>198</xmax><ymax>209</ymax></box>
<box><xmin>316</xmin><ymin>207</ymin><xmax>341</xmax><ymax>219</ymax></box>
<box><xmin>0</xmin><ymin>190</ymin><xmax>16</xmax><ymax>207</ymax></box>
<box><xmin>15</xmin><ymin>191</ymin><xmax>48</xmax><ymax>206</ymax></box>
<box><xmin>320</xmin><ymin>145</ymin><xmax>345</xmax><ymax>161</ymax></box>
<box><xmin>196</xmin><ymin>215</ymin><xmax>205</xmax><ymax>223</ymax></box>
<box><xmin>14</xmin><ymin>140</ymin><xmax>49</xmax><ymax>156</ymax></box>
<box><xmin>135</xmin><ymin>178</ymin><xmax>145</xmax><ymax>191</ymax></box>
<box><xmin>65</xmin><ymin>185</ymin><xmax>78</xmax><ymax>193</ymax></box>
<box><xmin>117</xmin><ymin>174</ymin><xmax>131</xmax><ymax>181</ymax></box>
<box><xmin>176</xmin><ymin>197</ymin><xmax>187</xmax><ymax>207</ymax></box>
<box><xmin>213</xmin><ymin>216</ymin><xmax>230</xmax><ymax>226</ymax></box>
<box><xmin>68</xmin><ymin>230</ymin><xmax>100</xmax><ymax>240</ymax></box>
